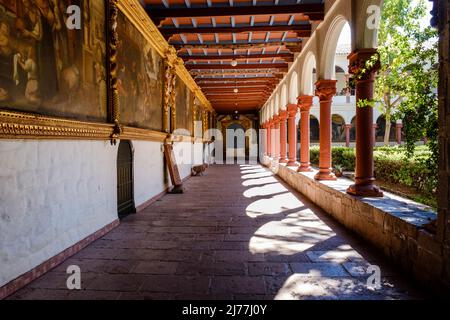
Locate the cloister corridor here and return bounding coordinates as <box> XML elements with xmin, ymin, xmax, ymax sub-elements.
<box><xmin>8</xmin><ymin>165</ymin><xmax>426</xmax><ymax>300</ymax></box>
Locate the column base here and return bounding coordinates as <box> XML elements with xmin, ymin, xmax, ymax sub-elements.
<box><xmin>314</xmin><ymin>170</ymin><xmax>337</xmax><ymax>181</ymax></box>
<box><xmin>298</xmin><ymin>164</ymin><xmax>313</xmax><ymax>172</ymax></box>
<box><xmin>287</xmin><ymin>160</ymin><xmax>299</xmax><ymax>167</ymax></box>
<box><xmin>347</xmin><ymin>184</ymin><xmax>384</xmax><ymax>197</ymax></box>
<box><xmin>279</xmin><ymin>158</ymin><xmax>288</xmax><ymax>164</ymax></box>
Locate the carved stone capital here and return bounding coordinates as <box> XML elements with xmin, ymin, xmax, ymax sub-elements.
<box><xmin>297</xmin><ymin>95</ymin><xmax>314</xmax><ymax>112</ymax></box>
<box><xmin>315</xmin><ymin>80</ymin><xmax>337</xmax><ymax>101</ymax></box>
<box><xmin>287</xmin><ymin>104</ymin><xmax>298</xmax><ymax>117</ymax></box>
<box><xmin>278</xmin><ymin>110</ymin><xmax>288</xmax><ymax>121</ymax></box>
<box><xmin>348</xmin><ymin>49</ymin><xmax>381</xmax><ymax>81</ymax></box>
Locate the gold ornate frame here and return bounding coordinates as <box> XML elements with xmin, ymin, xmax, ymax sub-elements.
<box><xmin>0</xmin><ymin>0</ymin><xmax>214</xmax><ymax>143</ymax></box>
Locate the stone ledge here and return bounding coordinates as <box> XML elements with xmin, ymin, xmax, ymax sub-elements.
<box><xmin>262</xmin><ymin>156</ymin><xmax>448</xmax><ymax>294</ymax></box>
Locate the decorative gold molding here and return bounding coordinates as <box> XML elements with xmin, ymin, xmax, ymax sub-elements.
<box><xmin>0</xmin><ymin>111</ymin><xmax>113</xmax><ymax>140</ymax></box>
<box><xmin>120</xmin><ymin>126</ymin><xmax>167</xmax><ymax>142</ymax></box>
<box><xmin>0</xmin><ymin>110</ymin><xmax>171</xmax><ymax>143</ymax></box>
<box><xmin>116</xmin><ymin>0</ymin><xmax>214</xmax><ymax>114</ymax></box>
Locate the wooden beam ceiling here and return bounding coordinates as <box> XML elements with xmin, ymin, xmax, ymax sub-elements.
<box><xmin>143</xmin><ymin>0</ymin><xmax>324</xmax><ymax>114</ymax></box>
<box><xmin>146</xmin><ymin>4</ymin><xmax>325</xmax><ymax>24</ymax></box>
<box><xmin>161</xmin><ymin>24</ymin><xmax>311</xmax><ymax>37</ymax></box>
<box><xmin>180</xmin><ymin>52</ymin><xmax>294</xmax><ymax>62</ymax></box>
<box><xmin>186</xmin><ymin>63</ymin><xmax>288</xmax><ymax>70</ymax></box>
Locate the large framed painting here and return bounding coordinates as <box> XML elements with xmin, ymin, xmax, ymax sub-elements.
<box><xmin>175</xmin><ymin>75</ymin><xmax>192</xmax><ymax>134</ymax></box>
<box><xmin>116</xmin><ymin>10</ymin><xmax>163</xmax><ymax>132</ymax></box>
<box><xmin>0</xmin><ymin>0</ymin><xmax>107</xmax><ymax>121</ymax></box>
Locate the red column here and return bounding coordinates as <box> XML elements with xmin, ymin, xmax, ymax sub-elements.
<box><xmin>314</xmin><ymin>80</ymin><xmax>337</xmax><ymax>180</ymax></box>
<box><xmin>396</xmin><ymin>123</ymin><xmax>403</xmax><ymax>145</ymax></box>
<box><xmin>278</xmin><ymin>110</ymin><xmax>288</xmax><ymax>163</ymax></box>
<box><xmin>345</xmin><ymin>124</ymin><xmax>352</xmax><ymax>147</ymax></box>
<box><xmin>273</xmin><ymin>115</ymin><xmax>280</xmax><ymax>159</ymax></box>
<box><xmin>347</xmin><ymin>49</ymin><xmax>383</xmax><ymax>197</ymax></box>
<box><xmin>298</xmin><ymin>96</ymin><xmax>314</xmax><ymax>172</ymax></box>
<box><xmin>287</xmin><ymin>104</ymin><xmax>299</xmax><ymax>167</ymax></box>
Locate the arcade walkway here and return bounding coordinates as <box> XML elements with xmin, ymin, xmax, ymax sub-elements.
<box><xmin>9</xmin><ymin>165</ymin><xmax>426</xmax><ymax>300</ymax></box>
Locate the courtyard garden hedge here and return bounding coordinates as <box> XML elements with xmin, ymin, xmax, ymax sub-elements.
<box><xmin>309</xmin><ymin>146</ymin><xmax>437</xmax><ymax>198</ymax></box>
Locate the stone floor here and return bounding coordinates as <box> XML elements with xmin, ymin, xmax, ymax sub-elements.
<box><xmin>8</xmin><ymin>164</ymin><xmax>427</xmax><ymax>300</ymax></box>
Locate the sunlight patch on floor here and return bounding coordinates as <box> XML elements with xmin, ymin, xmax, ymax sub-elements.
<box><xmin>243</xmin><ymin>182</ymin><xmax>288</xmax><ymax>198</ymax></box>
<box><xmin>245</xmin><ymin>192</ymin><xmax>305</xmax><ymax>217</ymax></box>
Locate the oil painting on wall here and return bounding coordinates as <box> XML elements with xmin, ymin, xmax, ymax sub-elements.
<box><xmin>0</xmin><ymin>0</ymin><xmax>107</xmax><ymax>121</ymax></box>
<box><xmin>116</xmin><ymin>11</ymin><xmax>163</xmax><ymax>131</ymax></box>
<box><xmin>175</xmin><ymin>75</ymin><xmax>192</xmax><ymax>134</ymax></box>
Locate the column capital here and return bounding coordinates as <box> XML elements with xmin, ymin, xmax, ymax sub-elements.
<box><xmin>278</xmin><ymin>110</ymin><xmax>288</xmax><ymax>121</ymax></box>
<box><xmin>272</xmin><ymin>114</ymin><xmax>280</xmax><ymax>124</ymax></box>
<box><xmin>348</xmin><ymin>49</ymin><xmax>381</xmax><ymax>81</ymax></box>
<box><xmin>297</xmin><ymin>95</ymin><xmax>314</xmax><ymax>112</ymax></box>
<box><xmin>287</xmin><ymin>104</ymin><xmax>298</xmax><ymax>117</ymax></box>
<box><xmin>315</xmin><ymin>80</ymin><xmax>337</xmax><ymax>101</ymax></box>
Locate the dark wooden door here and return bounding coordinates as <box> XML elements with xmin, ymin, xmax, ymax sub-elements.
<box><xmin>117</xmin><ymin>141</ymin><xmax>135</xmax><ymax>217</ymax></box>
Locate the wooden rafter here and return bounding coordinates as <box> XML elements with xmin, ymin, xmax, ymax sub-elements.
<box><xmin>161</xmin><ymin>24</ymin><xmax>311</xmax><ymax>37</ymax></box>
<box><xmin>145</xmin><ymin>4</ymin><xmax>325</xmax><ymax>22</ymax></box>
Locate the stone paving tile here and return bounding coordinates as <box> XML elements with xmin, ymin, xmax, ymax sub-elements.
<box><xmin>289</xmin><ymin>263</ymin><xmax>350</xmax><ymax>277</ymax></box>
<box><xmin>211</xmin><ymin>276</ymin><xmax>266</xmax><ymax>295</ymax></box>
<box><xmin>8</xmin><ymin>164</ymin><xmax>427</xmax><ymax>300</ymax></box>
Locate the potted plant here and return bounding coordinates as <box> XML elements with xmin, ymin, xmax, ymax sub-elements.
<box><xmin>334</xmin><ymin>164</ymin><xmax>344</xmax><ymax>177</ymax></box>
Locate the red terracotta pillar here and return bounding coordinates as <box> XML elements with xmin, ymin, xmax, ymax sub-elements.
<box><xmin>298</xmin><ymin>96</ymin><xmax>314</xmax><ymax>172</ymax></box>
<box><xmin>396</xmin><ymin>123</ymin><xmax>403</xmax><ymax>145</ymax></box>
<box><xmin>273</xmin><ymin>115</ymin><xmax>280</xmax><ymax>159</ymax></box>
<box><xmin>278</xmin><ymin>110</ymin><xmax>288</xmax><ymax>163</ymax></box>
<box><xmin>314</xmin><ymin>80</ymin><xmax>337</xmax><ymax>180</ymax></box>
<box><xmin>347</xmin><ymin>49</ymin><xmax>383</xmax><ymax>197</ymax></box>
<box><xmin>345</xmin><ymin>124</ymin><xmax>352</xmax><ymax>147</ymax></box>
<box><xmin>287</xmin><ymin>104</ymin><xmax>299</xmax><ymax>166</ymax></box>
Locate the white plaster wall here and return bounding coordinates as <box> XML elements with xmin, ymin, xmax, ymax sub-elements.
<box><xmin>0</xmin><ymin>140</ymin><xmax>118</xmax><ymax>287</ymax></box>
<box><xmin>173</xmin><ymin>141</ymin><xmax>204</xmax><ymax>180</ymax></box>
<box><xmin>132</xmin><ymin>140</ymin><xmax>167</xmax><ymax>208</ymax></box>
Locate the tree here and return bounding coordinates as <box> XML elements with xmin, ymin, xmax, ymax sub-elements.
<box><xmin>374</xmin><ymin>0</ymin><xmax>438</xmax><ymax>153</ymax></box>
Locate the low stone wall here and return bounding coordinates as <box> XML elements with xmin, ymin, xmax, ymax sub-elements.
<box><xmin>262</xmin><ymin>156</ymin><xmax>448</xmax><ymax>295</ymax></box>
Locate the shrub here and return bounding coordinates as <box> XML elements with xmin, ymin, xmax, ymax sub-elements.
<box><xmin>307</xmin><ymin>146</ymin><xmax>437</xmax><ymax>195</ymax></box>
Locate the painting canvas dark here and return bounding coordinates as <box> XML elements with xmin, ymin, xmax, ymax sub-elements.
<box><xmin>116</xmin><ymin>11</ymin><xmax>163</xmax><ymax>131</ymax></box>
<box><xmin>0</xmin><ymin>0</ymin><xmax>107</xmax><ymax>121</ymax></box>
<box><xmin>175</xmin><ymin>75</ymin><xmax>192</xmax><ymax>133</ymax></box>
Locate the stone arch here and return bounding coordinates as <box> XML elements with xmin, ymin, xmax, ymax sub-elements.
<box><xmin>269</xmin><ymin>99</ymin><xmax>275</xmax><ymax>118</ymax></box>
<box><xmin>301</xmin><ymin>51</ymin><xmax>317</xmax><ymax>96</ymax></box>
<box><xmin>289</xmin><ymin>72</ymin><xmax>299</xmax><ymax>104</ymax></box>
<box><xmin>280</xmin><ymin>84</ymin><xmax>288</xmax><ymax>109</ymax></box>
<box><xmin>320</xmin><ymin>15</ymin><xmax>350</xmax><ymax>80</ymax></box>
<box><xmin>274</xmin><ymin>92</ymin><xmax>280</xmax><ymax>115</ymax></box>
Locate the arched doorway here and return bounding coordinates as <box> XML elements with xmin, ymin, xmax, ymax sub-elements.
<box><xmin>117</xmin><ymin>140</ymin><xmax>135</xmax><ymax>218</ymax></box>
<box><xmin>310</xmin><ymin>116</ymin><xmax>320</xmax><ymax>142</ymax></box>
<box><xmin>350</xmin><ymin>116</ymin><xmax>356</xmax><ymax>141</ymax></box>
<box><xmin>376</xmin><ymin>115</ymin><xmax>396</xmax><ymax>142</ymax></box>
<box><xmin>332</xmin><ymin>114</ymin><xmax>346</xmax><ymax>142</ymax></box>
<box><xmin>225</xmin><ymin>123</ymin><xmax>246</xmax><ymax>163</ymax></box>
